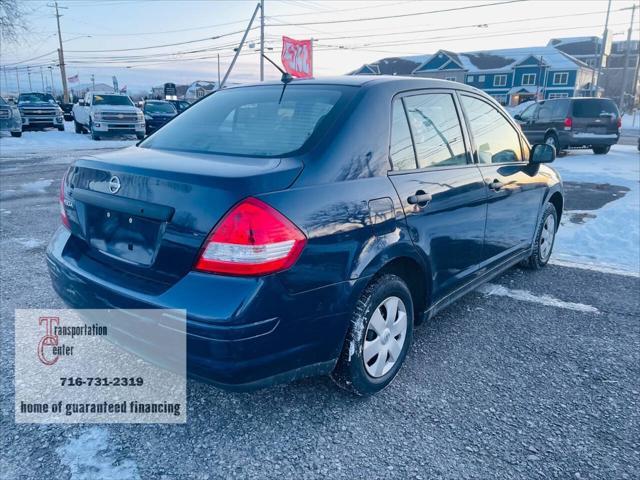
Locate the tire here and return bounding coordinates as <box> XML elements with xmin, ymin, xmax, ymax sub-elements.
<box><xmin>58</xmin><ymin>125</ymin><xmax>65</xmax><ymax>132</ymax></box>
<box><xmin>74</xmin><ymin>120</ymin><xmax>83</xmax><ymax>134</ymax></box>
<box><xmin>136</xmin><ymin>132</ymin><xmax>145</xmax><ymax>140</ymax></box>
<box><xmin>522</xmin><ymin>203</ymin><xmax>558</xmax><ymax>270</ymax></box>
<box><xmin>544</xmin><ymin>132</ymin><xmax>560</xmax><ymax>153</ymax></box>
<box><xmin>90</xmin><ymin>121</ymin><xmax>100</xmax><ymax>141</ymax></box>
<box><xmin>331</xmin><ymin>274</ymin><xmax>414</xmax><ymax>396</ymax></box>
<box><xmin>592</xmin><ymin>145</ymin><xmax>610</xmax><ymax>155</ymax></box>
<box><xmin>10</xmin><ymin>131</ymin><xmax>22</xmax><ymax>137</ymax></box>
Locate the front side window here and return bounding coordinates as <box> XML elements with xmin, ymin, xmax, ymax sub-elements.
<box><xmin>461</xmin><ymin>95</ymin><xmax>522</xmax><ymax>164</ymax></box>
<box><xmin>389</xmin><ymin>99</ymin><xmax>417</xmax><ymax>170</ymax></box>
<box><xmin>494</xmin><ymin>75</ymin><xmax>507</xmax><ymax>87</ymax></box>
<box><xmin>141</xmin><ymin>85</ymin><xmax>355</xmax><ymax>157</ymax></box>
<box><xmin>521</xmin><ymin>73</ymin><xmax>536</xmax><ymax>86</ymax></box>
<box><xmin>403</xmin><ymin>93</ymin><xmax>467</xmax><ymax>168</ymax></box>
<box><xmin>519</xmin><ymin>103</ymin><xmax>538</xmax><ymax>121</ymax></box>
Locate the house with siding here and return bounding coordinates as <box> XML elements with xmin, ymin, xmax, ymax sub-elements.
<box><xmin>411</xmin><ymin>47</ymin><xmax>594</xmax><ymax>106</ymax></box>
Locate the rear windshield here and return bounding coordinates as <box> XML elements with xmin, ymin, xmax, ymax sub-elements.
<box><xmin>140</xmin><ymin>84</ymin><xmax>356</xmax><ymax>157</ymax></box>
<box><xmin>572</xmin><ymin>99</ymin><xmax>618</xmax><ymax>118</ymax></box>
<box><xmin>93</xmin><ymin>95</ymin><xmax>133</xmax><ymax>106</ymax></box>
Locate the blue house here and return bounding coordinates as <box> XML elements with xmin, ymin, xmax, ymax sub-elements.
<box><xmin>411</xmin><ymin>46</ymin><xmax>595</xmax><ymax>106</ymax></box>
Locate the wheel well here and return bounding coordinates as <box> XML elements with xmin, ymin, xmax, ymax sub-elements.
<box><xmin>375</xmin><ymin>257</ymin><xmax>430</xmax><ymax>321</ymax></box>
<box><xmin>549</xmin><ymin>191</ymin><xmax>563</xmax><ymax>226</ymax></box>
<box><xmin>544</xmin><ymin>129</ymin><xmax>559</xmax><ymax>141</ymax></box>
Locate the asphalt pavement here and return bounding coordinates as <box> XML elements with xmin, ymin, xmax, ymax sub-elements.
<box><xmin>0</xmin><ymin>145</ymin><xmax>638</xmax><ymax>480</ymax></box>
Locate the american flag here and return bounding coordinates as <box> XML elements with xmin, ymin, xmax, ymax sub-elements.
<box><xmin>67</xmin><ymin>74</ymin><xmax>79</xmax><ymax>83</ymax></box>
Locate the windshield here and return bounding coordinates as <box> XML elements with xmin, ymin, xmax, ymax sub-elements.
<box><xmin>572</xmin><ymin>99</ymin><xmax>619</xmax><ymax>118</ymax></box>
<box><xmin>18</xmin><ymin>93</ymin><xmax>56</xmax><ymax>104</ymax></box>
<box><xmin>140</xmin><ymin>85</ymin><xmax>356</xmax><ymax>157</ymax></box>
<box><xmin>93</xmin><ymin>94</ymin><xmax>133</xmax><ymax>106</ymax></box>
<box><xmin>145</xmin><ymin>102</ymin><xmax>177</xmax><ymax>114</ymax></box>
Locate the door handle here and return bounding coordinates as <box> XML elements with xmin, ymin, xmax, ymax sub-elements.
<box><xmin>407</xmin><ymin>191</ymin><xmax>432</xmax><ymax>207</ymax></box>
<box><xmin>488</xmin><ymin>179</ymin><xmax>504</xmax><ymax>191</ymax></box>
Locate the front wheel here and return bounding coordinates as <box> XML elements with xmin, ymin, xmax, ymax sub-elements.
<box><xmin>523</xmin><ymin>203</ymin><xmax>557</xmax><ymax>270</ymax></box>
<box><xmin>57</xmin><ymin>125</ymin><xmax>65</xmax><ymax>132</ymax></box>
<box><xmin>10</xmin><ymin>131</ymin><xmax>22</xmax><ymax>137</ymax></box>
<box><xmin>90</xmin><ymin>121</ymin><xmax>100</xmax><ymax>140</ymax></box>
<box><xmin>544</xmin><ymin>133</ymin><xmax>560</xmax><ymax>153</ymax></box>
<box><xmin>592</xmin><ymin>145</ymin><xmax>610</xmax><ymax>155</ymax></box>
<box><xmin>331</xmin><ymin>274</ymin><xmax>414</xmax><ymax>396</ymax></box>
<box><xmin>136</xmin><ymin>132</ymin><xmax>145</xmax><ymax>140</ymax></box>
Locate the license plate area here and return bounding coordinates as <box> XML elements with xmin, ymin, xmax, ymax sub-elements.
<box><xmin>587</xmin><ymin>126</ymin><xmax>607</xmax><ymax>134</ymax></box>
<box><xmin>85</xmin><ymin>205</ymin><xmax>162</xmax><ymax>266</ymax></box>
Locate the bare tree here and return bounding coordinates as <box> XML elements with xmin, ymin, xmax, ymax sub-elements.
<box><xmin>0</xmin><ymin>0</ymin><xmax>28</xmax><ymax>44</ymax></box>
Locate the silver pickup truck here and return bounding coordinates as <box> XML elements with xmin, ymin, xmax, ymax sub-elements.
<box><xmin>17</xmin><ymin>92</ymin><xmax>64</xmax><ymax>131</ymax></box>
<box><xmin>0</xmin><ymin>96</ymin><xmax>22</xmax><ymax>137</ymax></box>
<box><xmin>73</xmin><ymin>92</ymin><xmax>145</xmax><ymax>140</ymax></box>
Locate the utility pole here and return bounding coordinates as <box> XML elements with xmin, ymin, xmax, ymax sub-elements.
<box><xmin>2</xmin><ymin>68</ymin><xmax>7</xmax><ymax>95</ymax></box>
<box><xmin>221</xmin><ymin>2</ymin><xmax>261</xmax><ymax>89</ymax></box>
<box><xmin>15</xmin><ymin>68</ymin><xmax>20</xmax><ymax>94</ymax></box>
<box><xmin>618</xmin><ymin>4</ymin><xmax>636</xmax><ymax>110</ymax></box>
<box><xmin>49</xmin><ymin>66</ymin><xmax>55</xmax><ymax>97</ymax></box>
<box><xmin>260</xmin><ymin>0</ymin><xmax>265</xmax><ymax>81</ymax></box>
<box><xmin>91</xmin><ymin>74</ymin><xmax>95</xmax><ymax>91</ymax></box>
<box><xmin>50</xmin><ymin>2</ymin><xmax>70</xmax><ymax>102</ymax></box>
<box><xmin>594</xmin><ymin>0</ymin><xmax>612</xmax><ymax>97</ymax></box>
<box><xmin>27</xmin><ymin>67</ymin><xmax>32</xmax><ymax>90</ymax></box>
<box><xmin>40</xmin><ymin>67</ymin><xmax>45</xmax><ymax>91</ymax></box>
<box><xmin>217</xmin><ymin>53</ymin><xmax>221</xmax><ymax>86</ymax></box>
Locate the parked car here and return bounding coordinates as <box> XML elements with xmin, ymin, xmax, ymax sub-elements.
<box><xmin>143</xmin><ymin>100</ymin><xmax>178</xmax><ymax>135</ymax></box>
<box><xmin>73</xmin><ymin>92</ymin><xmax>145</xmax><ymax>140</ymax></box>
<box><xmin>58</xmin><ymin>101</ymin><xmax>74</xmax><ymax>121</ymax></box>
<box><xmin>47</xmin><ymin>77</ymin><xmax>562</xmax><ymax>395</ymax></box>
<box><xmin>514</xmin><ymin>97</ymin><xmax>620</xmax><ymax>154</ymax></box>
<box><xmin>167</xmin><ymin>99</ymin><xmax>191</xmax><ymax>114</ymax></box>
<box><xmin>0</xmin><ymin>96</ymin><xmax>22</xmax><ymax>137</ymax></box>
<box><xmin>17</xmin><ymin>92</ymin><xmax>64</xmax><ymax>131</ymax></box>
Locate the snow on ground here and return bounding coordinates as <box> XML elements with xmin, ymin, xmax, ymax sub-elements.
<box><xmin>552</xmin><ymin>144</ymin><xmax>640</xmax><ymax>275</ymax></box>
<box><xmin>0</xmin><ymin>122</ymin><xmax>136</xmax><ymax>156</ymax></box>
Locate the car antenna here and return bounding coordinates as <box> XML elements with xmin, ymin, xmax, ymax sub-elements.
<box><xmin>262</xmin><ymin>54</ymin><xmax>293</xmax><ymax>104</ymax></box>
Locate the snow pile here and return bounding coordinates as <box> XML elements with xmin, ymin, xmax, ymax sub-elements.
<box><xmin>0</xmin><ymin>122</ymin><xmax>136</xmax><ymax>156</ymax></box>
<box><xmin>621</xmin><ymin>110</ymin><xmax>640</xmax><ymax>132</ymax></box>
<box><xmin>552</xmin><ymin>145</ymin><xmax>640</xmax><ymax>275</ymax></box>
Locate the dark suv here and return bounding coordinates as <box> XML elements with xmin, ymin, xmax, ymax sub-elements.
<box><xmin>47</xmin><ymin>77</ymin><xmax>562</xmax><ymax>395</ymax></box>
<box><xmin>515</xmin><ymin>97</ymin><xmax>620</xmax><ymax>154</ymax></box>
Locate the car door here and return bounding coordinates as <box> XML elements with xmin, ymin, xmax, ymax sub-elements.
<box><xmin>459</xmin><ymin>93</ymin><xmax>547</xmax><ymax>265</ymax></box>
<box><xmin>387</xmin><ymin>91</ymin><xmax>488</xmax><ymax>301</ymax></box>
<box><xmin>516</xmin><ymin>103</ymin><xmax>541</xmax><ymax>143</ymax></box>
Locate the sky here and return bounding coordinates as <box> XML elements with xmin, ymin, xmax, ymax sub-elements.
<box><xmin>1</xmin><ymin>0</ymin><xmax>639</xmax><ymax>95</ymax></box>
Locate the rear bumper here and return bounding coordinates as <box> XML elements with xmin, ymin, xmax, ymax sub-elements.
<box><xmin>560</xmin><ymin>131</ymin><xmax>619</xmax><ymax>147</ymax></box>
<box><xmin>46</xmin><ymin>227</ymin><xmax>356</xmax><ymax>390</ymax></box>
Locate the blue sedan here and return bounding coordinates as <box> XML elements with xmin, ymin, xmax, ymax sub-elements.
<box><xmin>47</xmin><ymin>76</ymin><xmax>563</xmax><ymax>395</ymax></box>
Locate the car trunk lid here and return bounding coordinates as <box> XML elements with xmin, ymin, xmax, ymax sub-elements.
<box><xmin>63</xmin><ymin>146</ymin><xmax>302</xmax><ymax>291</ymax></box>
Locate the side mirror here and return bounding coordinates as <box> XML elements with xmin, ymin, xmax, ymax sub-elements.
<box><xmin>513</xmin><ymin>114</ymin><xmax>523</xmax><ymax>121</ymax></box>
<box><xmin>530</xmin><ymin>143</ymin><xmax>556</xmax><ymax>164</ymax></box>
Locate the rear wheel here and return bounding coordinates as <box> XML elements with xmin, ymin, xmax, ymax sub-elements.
<box><xmin>544</xmin><ymin>132</ymin><xmax>560</xmax><ymax>153</ymax></box>
<box><xmin>523</xmin><ymin>203</ymin><xmax>557</xmax><ymax>270</ymax></box>
<box><xmin>592</xmin><ymin>145</ymin><xmax>610</xmax><ymax>155</ymax></box>
<box><xmin>331</xmin><ymin>274</ymin><xmax>414</xmax><ymax>396</ymax></box>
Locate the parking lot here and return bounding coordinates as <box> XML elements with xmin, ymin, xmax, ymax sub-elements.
<box><xmin>0</xmin><ymin>129</ymin><xmax>639</xmax><ymax>479</ymax></box>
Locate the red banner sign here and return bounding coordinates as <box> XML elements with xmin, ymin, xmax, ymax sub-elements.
<box><xmin>281</xmin><ymin>36</ymin><xmax>313</xmax><ymax>78</ymax></box>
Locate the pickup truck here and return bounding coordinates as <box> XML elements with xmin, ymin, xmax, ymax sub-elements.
<box><xmin>73</xmin><ymin>92</ymin><xmax>145</xmax><ymax>140</ymax></box>
<box><xmin>17</xmin><ymin>92</ymin><xmax>64</xmax><ymax>131</ymax></box>
<box><xmin>0</xmin><ymin>96</ymin><xmax>22</xmax><ymax>137</ymax></box>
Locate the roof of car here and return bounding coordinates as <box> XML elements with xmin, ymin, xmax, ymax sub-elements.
<box><xmin>229</xmin><ymin>75</ymin><xmax>479</xmax><ymax>91</ymax></box>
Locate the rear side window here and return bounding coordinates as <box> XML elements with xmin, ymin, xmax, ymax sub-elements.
<box><xmin>461</xmin><ymin>95</ymin><xmax>522</xmax><ymax>164</ymax></box>
<box><xmin>537</xmin><ymin>102</ymin><xmax>553</xmax><ymax>122</ymax></box>
<box><xmin>551</xmin><ymin>99</ymin><xmax>569</xmax><ymax>118</ymax></box>
<box><xmin>403</xmin><ymin>93</ymin><xmax>467</xmax><ymax>168</ymax></box>
<box><xmin>572</xmin><ymin>99</ymin><xmax>619</xmax><ymax>118</ymax></box>
<box><xmin>141</xmin><ymin>85</ymin><xmax>355</xmax><ymax>157</ymax></box>
<box><xmin>390</xmin><ymin>99</ymin><xmax>417</xmax><ymax>170</ymax></box>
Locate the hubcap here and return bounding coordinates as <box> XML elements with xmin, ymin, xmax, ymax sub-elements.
<box><xmin>545</xmin><ymin>136</ymin><xmax>556</xmax><ymax>147</ymax></box>
<box><xmin>363</xmin><ymin>296</ymin><xmax>407</xmax><ymax>378</ymax></box>
<box><xmin>539</xmin><ymin>214</ymin><xmax>556</xmax><ymax>261</ymax></box>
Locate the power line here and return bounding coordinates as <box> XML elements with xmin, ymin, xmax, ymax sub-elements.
<box><xmin>270</xmin><ymin>0</ymin><xmax>526</xmax><ymax>26</ymax></box>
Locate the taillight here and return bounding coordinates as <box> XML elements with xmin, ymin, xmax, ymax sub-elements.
<box><xmin>59</xmin><ymin>169</ymin><xmax>70</xmax><ymax>229</ymax></box>
<box><xmin>195</xmin><ymin>197</ymin><xmax>306</xmax><ymax>276</ymax></box>
<box><xmin>616</xmin><ymin>117</ymin><xmax>622</xmax><ymax>129</ymax></box>
<box><xmin>563</xmin><ymin>117</ymin><xmax>573</xmax><ymax>129</ymax></box>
